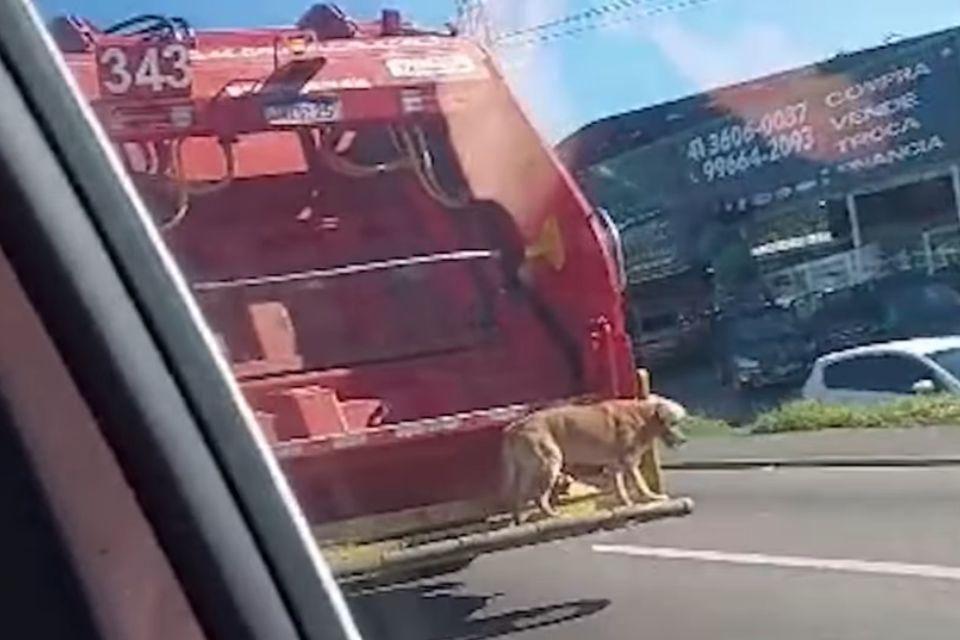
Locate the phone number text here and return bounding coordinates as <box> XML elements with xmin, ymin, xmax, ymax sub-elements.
<box><xmin>687</xmin><ymin>102</ymin><xmax>810</xmax><ymax>162</ymax></box>
<box><xmin>697</xmin><ymin>126</ymin><xmax>816</xmax><ymax>182</ymax></box>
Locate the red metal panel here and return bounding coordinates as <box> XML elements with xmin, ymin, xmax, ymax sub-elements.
<box><xmin>248</xmin><ymin>301</ymin><xmax>301</xmax><ymax>364</ymax></box>
<box><xmin>56</xmin><ymin>7</ymin><xmax>635</xmax><ymax>524</ymax></box>
<box><xmin>265</xmin><ymin>386</ymin><xmax>346</xmax><ymax>440</ymax></box>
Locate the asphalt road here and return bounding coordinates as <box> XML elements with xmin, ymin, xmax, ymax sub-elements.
<box><xmin>346</xmin><ymin>466</ymin><xmax>960</xmax><ymax>640</ymax></box>
<box><xmin>663</xmin><ymin>425</ymin><xmax>960</xmax><ymax>465</ymax></box>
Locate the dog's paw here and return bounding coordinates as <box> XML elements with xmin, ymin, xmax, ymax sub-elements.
<box><xmin>551</xmin><ymin>473</ymin><xmax>574</xmax><ymax>498</ymax></box>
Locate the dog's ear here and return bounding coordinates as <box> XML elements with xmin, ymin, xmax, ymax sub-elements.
<box><xmin>653</xmin><ymin>396</ymin><xmax>687</xmax><ymax>424</ymax></box>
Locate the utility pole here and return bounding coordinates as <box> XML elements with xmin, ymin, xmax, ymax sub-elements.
<box><xmin>454</xmin><ymin>0</ymin><xmax>495</xmax><ymax>49</ymax></box>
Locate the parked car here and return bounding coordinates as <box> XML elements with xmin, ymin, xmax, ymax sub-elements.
<box><xmin>713</xmin><ymin>304</ymin><xmax>814</xmax><ymax>390</ymax></box>
<box><xmin>802</xmin><ymin>337</ymin><xmax>960</xmax><ymax>405</ymax></box>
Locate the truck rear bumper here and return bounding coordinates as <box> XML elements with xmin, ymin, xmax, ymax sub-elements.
<box><xmin>317</xmin><ymin>371</ymin><xmax>693</xmax><ymax>585</ymax></box>
<box><xmin>323</xmin><ymin>495</ymin><xmax>694</xmax><ymax>585</ymax></box>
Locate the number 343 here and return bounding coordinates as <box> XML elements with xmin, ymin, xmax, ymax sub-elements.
<box><xmin>98</xmin><ymin>44</ymin><xmax>191</xmax><ymax>95</ymax></box>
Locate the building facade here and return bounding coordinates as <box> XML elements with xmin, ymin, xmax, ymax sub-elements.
<box><xmin>559</xmin><ymin>27</ymin><xmax>960</xmax><ymax>316</ymax></box>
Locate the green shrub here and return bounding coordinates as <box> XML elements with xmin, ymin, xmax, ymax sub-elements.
<box><xmin>674</xmin><ymin>395</ymin><xmax>960</xmax><ymax>437</ymax></box>
<box><xmin>747</xmin><ymin>395</ymin><xmax>960</xmax><ymax>434</ymax></box>
<box><xmin>679</xmin><ymin>414</ymin><xmax>736</xmax><ymax>438</ymax></box>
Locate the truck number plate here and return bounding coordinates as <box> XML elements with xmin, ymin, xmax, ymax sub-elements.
<box><xmin>97</xmin><ymin>43</ymin><xmax>192</xmax><ymax>98</ymax></box>
<box><xmin>263</xmin><ymin>97</ymin><xmax>341</xmax><ymax>125</ymax></box>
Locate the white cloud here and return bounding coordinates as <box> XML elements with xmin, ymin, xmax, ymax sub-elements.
<box><xmin>645</xmin><ymin>19</ymin><xmax>817</xmax><ymax>91</ymax></box>
<box><xmin>487</xmin><ymin>0</ymin><xmax>578</xmax><ymax>142</ymax></box>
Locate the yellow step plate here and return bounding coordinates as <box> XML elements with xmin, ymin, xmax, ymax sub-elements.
<box><xmin>320</xmin><ymin>485</ymin><xmax>693</xmax><ymax>582</ymax></box>
<box><xmin>313</xmin><ymin>445</ymin><xmax>665</xmax><ymax>547</ymax></box>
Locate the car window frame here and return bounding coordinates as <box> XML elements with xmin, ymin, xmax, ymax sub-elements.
<box><xmin>0</xmin><ymin>2</ymin><xmax>359</xmax><ymax>639</ymax></box>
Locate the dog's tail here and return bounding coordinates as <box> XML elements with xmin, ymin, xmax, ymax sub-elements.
<box><xmin>500</xmin><ymin>423</ymin><xmax>524</xmax><ymax>523</ymax></box>
<box><xmin>501</xmin><ymin>428</ymin><xmax>518</xmax><ymax>500</ymax></box>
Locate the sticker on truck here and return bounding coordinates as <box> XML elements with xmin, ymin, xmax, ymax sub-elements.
<box><xmin>386</xmin><ymin>53</ymin><xmax>479</xmax><ymax>79</ymax></box>
<box><xmin>263</xmin><ymin>96</ymin><xmax>342</xmax><ymax>125</ymax></box>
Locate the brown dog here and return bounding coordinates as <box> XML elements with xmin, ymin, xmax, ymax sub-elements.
<box><xmin>501</xmin><ymin>395</ymin><xmax>687</xmax><ymax>523</ymax></box>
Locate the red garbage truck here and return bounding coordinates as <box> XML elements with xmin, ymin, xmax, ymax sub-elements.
<box><xmin>51</xmin><ymin>3</ymin><xmax>692</xmax><ymax>584</ymax></box>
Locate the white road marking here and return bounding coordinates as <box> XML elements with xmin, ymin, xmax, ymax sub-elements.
<box><xmin>592</xmin><ymin>544</ymin><xmax>960</xmax><ymax>581</ymax></box>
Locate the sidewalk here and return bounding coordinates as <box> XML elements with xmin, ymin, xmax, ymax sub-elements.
<box><xmin>663</xmin><ymin>426</ymin><xmax>960</xmax><ymax>468</ymax></box>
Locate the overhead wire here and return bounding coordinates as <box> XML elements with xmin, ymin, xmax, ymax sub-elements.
<box><xmin>495</xmin><ymin>0</ymin><xmax>669</xmax><ymax>41</ymax></box>
<box><xmin>492</xmin><ymin>0</ymin><xmax>719</xmax><ymax>49</ymax></box>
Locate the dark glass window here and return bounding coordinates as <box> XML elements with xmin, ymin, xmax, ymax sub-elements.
<box><xmin>823</xmin><ymin>354</ymin><xmax>936</xmax><ymax>392</ymax></box>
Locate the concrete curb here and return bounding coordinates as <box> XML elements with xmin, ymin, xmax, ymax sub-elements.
<box><xmin>664</xmin><ymin>456</ymin><xmax>960</xmax><ymax>470</ymax></box>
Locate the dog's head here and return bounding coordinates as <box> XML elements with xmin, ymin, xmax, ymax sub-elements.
<box><xmin>646</xmin><ymin>394</ymin><xmax>688</xmax><ymax>449</ymax></box>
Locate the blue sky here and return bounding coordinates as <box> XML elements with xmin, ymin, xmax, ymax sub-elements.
<box><xmin>37</xmin><ymin>0</ymin><xmax>960</xmax><ymax>141</ymax></box>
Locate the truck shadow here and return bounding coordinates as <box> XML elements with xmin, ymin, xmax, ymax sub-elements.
<box><xmin>346</xmin><ymin>580</ymin><xmax>609</xmax><ymax>640</ymax></box>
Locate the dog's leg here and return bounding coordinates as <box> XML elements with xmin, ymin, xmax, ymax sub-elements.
<box><xmin>534</xmin><ymin>446</ymin><xmax>563</xmax><ymax>518</ymax></box>
<box><xmin>535</xmin><ymin>467</ymin><xmax>562</xmax><ymax>518</ymax></box>
<box><xmin>612</xmin><ymin>469</ymin><xmax>633</xmax><ymax>506</ymax></box>
<box><xmin>550</xmin><ymin>472</ymin><xmax>574</xmax><ymax>501</ymax></box>
<box><xmin>511</xmin><ymin>482</ymin><xmax>528</xmax><ymax>525</ymax></box>
<box><xmin>629</xmin><ymin>463</ymin><xmax>667</xmax><ymax>502</ymax></box>
<box><xmin>502</xmin><ymin>437</ymin><xmax>521</xmax><ymax>524</ymax></box>
<box><xmin>511</xmin><ymin>456</ymin><xmax>540</xmax><ymax>525</ymax></box>
<box><xmin>504</xmin><ymin>433</ymin><xmax>543</xmax><ymax>525</ymax></box>
<box><xmin>536</xmin><ymin>490</ymin><xmax>560</xmax><ymax>518</ymax></box>
<box><xmin>510</xmin><ymin>469</ymin><xmax>527</xmax><ymax>525</ymax></box>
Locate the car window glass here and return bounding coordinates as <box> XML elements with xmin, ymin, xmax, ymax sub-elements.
<box><xmin>823</xmin><ymin>354</ymin><xmax>934</xmax><ymax>392</ymax></box>
<box><xmin>929</xmin><ymin>347</ymin><xmax>960</xmax><ymax>380</ymax></box>
<box><xmin>21</xmin><ymin>1</ymin><xmax>960</xmax><ymax>638</ymax></box>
